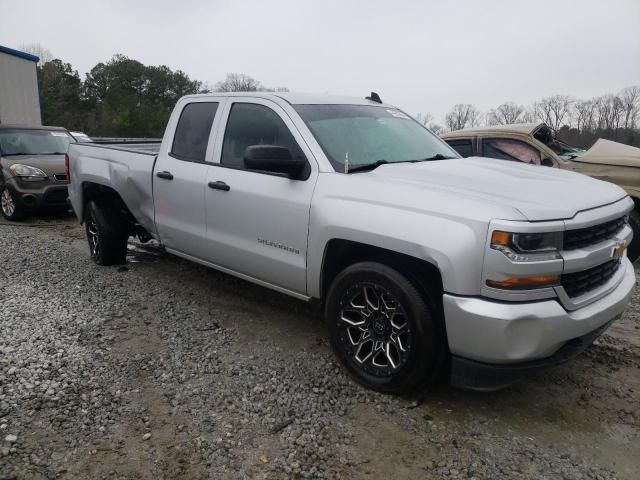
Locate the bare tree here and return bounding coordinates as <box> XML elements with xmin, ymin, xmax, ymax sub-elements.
<box><xmin>19</xmin><ymin>43</ymin><xmax>53</xmax><ymax>65</ymax></box>
<box><xmin>486</xmin><ymin>102</ymin><xmax>528</xmax><ymax>125</ymax></box>
<box><xmin>574</xmin><ymin>99</ymin><xmax>596</xmax><ymax>132</ymax></box>
<box><xmin>428</xmin><ymin>123</ymin><xmax>444</xmax><ymax>135</ymax></box>
<box><xmin>594</xmin><ymin>94</ymin><xmax>625</xmax><ymax>133</ymax></box>
<box><xmin>533</xmin><ymin>95</ymin><xmax>573</xmax><ymax>134</ymax></box>
<box><xmin>415</xmin><ymin>112</ymin><xmax>434</xmax><ymax>126</ymax></box>
<box><xmin>620</xmin><ymin>86</ymin><xmax>640</xmax><ymax>130</ymax></box>
<box><xmin>214</xmin><ymin>73</ymin><xmax>263</xmax><ymax>92</ymax></box>
<box><xmin>444</xmin><ymin>104</ymin><xmax>480</xmax><ymax>132</ymax></box>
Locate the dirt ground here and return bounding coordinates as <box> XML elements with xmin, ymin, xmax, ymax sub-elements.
<box><xmin>0</xmin><ymin>214</ymin><xmax>639</xmax><ymax>480</ymax></box>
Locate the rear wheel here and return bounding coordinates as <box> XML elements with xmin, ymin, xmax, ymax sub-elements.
<box><xmin>84</xmin><ymin>200</ymin><xmax>128</xmax><ymax>265</ymax></box>
<box><xmin>325</xmin><ymin>262</ymin><xmax>444</xmax><ymax>394</ymax></box>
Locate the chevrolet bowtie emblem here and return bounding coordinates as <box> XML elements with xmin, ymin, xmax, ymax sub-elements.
<box><xmin>612</xmin><ymin>242</ymin><xmax>627</xmax><ymax>260</ymax></box>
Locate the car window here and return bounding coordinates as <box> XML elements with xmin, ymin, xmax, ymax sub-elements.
<box><xmin>482</xmin><ymin>138</ymin><xmax>542</xmax><ymax>165</ymax></box>
<box><xmin>446</xmin><ymin>139</ymin><xmax>474</xmax><ymax>157</ymax></box>
<box><xmin>171</xmin><ymin>102</ymin><xmax>219</xmax><ymax>162</ymax></box>
<box><xmin>221</xmin><ymin>103</ymin><xmax>303</xmax><ymax>170</ymax></box>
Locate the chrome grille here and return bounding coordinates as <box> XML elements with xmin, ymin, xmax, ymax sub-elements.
<box><xmin>563</xmin><ymin>216</ymin><xmax>626</xmax><ymax>250</ymax></box>
<box><xmin>561</xmin><ymin>259</ymin><xmax>621</xmax><ymax>298</ymax></box>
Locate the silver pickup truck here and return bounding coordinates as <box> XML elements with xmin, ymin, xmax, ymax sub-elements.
<box><xmin>68</xmin><ymin>92</ymin><xmax>636</xmax><ymax>393</ymax></box>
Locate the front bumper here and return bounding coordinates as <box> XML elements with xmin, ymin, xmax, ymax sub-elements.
<box><xmin>5</xmin><ymin>177</ymin><xmax>68</xmax><ymax>210</ymax></box>
<box><xmin>444</xmin><ymin>256</ymin><xmax>636</xmax><ymax>390</ymax></box>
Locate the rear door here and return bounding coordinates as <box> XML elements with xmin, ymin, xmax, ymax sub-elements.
<box><xmin>202</xmin><ymin>98</ymin><xmax>318</xmax><ymax>295</ymax></box>
<box><xmin>153</xmin><ymin>99</ymin><xmax>224</xmax><ymax>258</ymax></box>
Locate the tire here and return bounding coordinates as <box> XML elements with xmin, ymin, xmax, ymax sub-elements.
<box><xmin>628</xmin><ymin>210</ymin><xmax>640</xmax><ymax>263</ymax></box>
<box><xmin>0</xmin><ymin>185</ymin><xmax>25</xmax><ymax>221</ymax></box>
<box><xmin>84</xmin><ymin>200</ymin><xmax>129</xmax><ymax>265</ymax></box>
<box><xmin>325</xmin><ymin>261</ymin><xmax>445</xmax><ymax>394</ymax></box>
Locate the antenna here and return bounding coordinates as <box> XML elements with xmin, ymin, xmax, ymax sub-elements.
<box><xmin>365</xmin><ymin>92</ymin><xmax>382</xmax><ymax>104</ymax></box>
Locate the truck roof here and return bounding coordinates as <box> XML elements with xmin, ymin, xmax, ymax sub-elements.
<box><xmin>442</xmin><ymin>122</ymin><xmax>545</xmax><ymax>138</ymax></box>
<box><xmin>180</xmin><ymin>92</ymin><xmax>394</xmax><ymax>107</ymax></box>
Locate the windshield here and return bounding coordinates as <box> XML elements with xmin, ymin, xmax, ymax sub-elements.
<box><xmin>294</xmin><ymin>105</ymin><xmax>458</xmax><ymax>172</ymax></box>
<box><xmin>0</xmin><ymin>129</ymin><xmax>73</xmax><ymax>156</ymax></box>
<box><xmin>533</xmin><ymin>126</ymin><xmax>587</xmax><ymax>161</ymax></box>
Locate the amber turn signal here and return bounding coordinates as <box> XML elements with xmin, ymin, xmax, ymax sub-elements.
<box><xmin>490</xmin><ymin>230</ymin><xmax>512</xmax><ymax>247</ymax></box>
<box><xmin>486</xmin><ymin>275</ymin><xmax>560</xmax><ymax>290</ymax></box>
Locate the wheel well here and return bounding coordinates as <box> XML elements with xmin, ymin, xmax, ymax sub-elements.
<box><xmin>320</xmin><ymin>239</ymin><xmax>444</xmax><ymax>307</ymax></box>
<box><xmin>81</xmin><ymin>182</ymin><xmax>143</xmax><ymax>236</ymax></box>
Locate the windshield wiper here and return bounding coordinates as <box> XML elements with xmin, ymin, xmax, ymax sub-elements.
<box><xmin>347</xmin><ymin>159</ymin><xmax>390</xmax><ymax>173</ymax></box>
<box><xmin>410</xmin><ymin>153</ymin><xmax>456</xmax><ymax>162</ymax></box>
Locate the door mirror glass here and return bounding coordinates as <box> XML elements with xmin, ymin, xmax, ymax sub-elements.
<box><xmin>244</xmin><ymin>145</ymin><xmax>305</xmax><ymax>179</ymax></box>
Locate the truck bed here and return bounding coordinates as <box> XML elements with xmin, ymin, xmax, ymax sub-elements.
<box><xmin>81</xmin><ymin>140</ymin><xmax>161</xmax><ymax>156</ymax></box>
<box><xmin>67</xmin><ymin>141</ymin><xmax>160</xmax><ymax>237</ymax></box>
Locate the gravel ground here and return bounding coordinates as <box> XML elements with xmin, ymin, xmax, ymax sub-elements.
<box><xmin>1</xmin><ymin>215</ymin><xmax>639</xmax><ymax>480</ymax></box>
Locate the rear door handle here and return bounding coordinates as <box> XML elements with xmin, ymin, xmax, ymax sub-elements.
<box><xmin>208</xmin><ymin>181</ymin><xmax>230</xmax><ymax>191</ymax></box>
<box><xmin>156</xmin><ymin>171</ymin><xmax>174</xmax><ymax>180</ymax></box>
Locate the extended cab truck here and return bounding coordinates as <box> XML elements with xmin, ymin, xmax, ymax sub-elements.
<box><xmin>68</xmin><ymin>93</ymin><xmax>636</xmax><ymax>393</ymax></box>
<box><xmin>442</xmin><ymin>123</ymin><xmax>640</xmax><ymax>261</ymax></box>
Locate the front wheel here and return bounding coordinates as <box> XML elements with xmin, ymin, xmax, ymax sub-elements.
<box><xmin>84</xmin><ymin>200</ymin><xmax>129</xmax><ymax>265</ymax></box>
<box><xmin>1</xmin><ymin>186</ymin><xmax>25</xmax><ymax>221</ymax></box>
<box><xmin>627</xmin><ymin>210</ymin><xmax>640</xmax><ymax>263</ymax></box>
<box><xmin>325</xmin><ymin>262</ymin><xmax>444</xmax><ymax>394</ymax></box>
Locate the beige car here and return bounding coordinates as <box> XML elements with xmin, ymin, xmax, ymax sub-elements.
<box><xmin>442</xmin><ymin>122</ymin><xmax>640</xmax><ymax>261</ymax></box>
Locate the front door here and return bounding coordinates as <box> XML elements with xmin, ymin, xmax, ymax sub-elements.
<box><xmin>203</xmin><ymin>98</ymin><xmax>318</xmax><ymax>294</ymax></box>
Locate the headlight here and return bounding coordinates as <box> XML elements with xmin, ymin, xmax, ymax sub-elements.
<box><xmin>490</xmin><ymin>230</ymin><xmax>562</xmax><ymax>262</ymax></box>
<box><xmin>9</xmin><ymin>164</ymin><xmax>48</xmax><ymax>182</ymax></box>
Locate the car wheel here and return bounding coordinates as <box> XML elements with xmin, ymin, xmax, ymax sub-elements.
<box><xmin>325</xmin><ymin>261</ymin><xmax>444</xmax><ymax>394</ymax></box>
<box><xmin>84</xmin><ymin>200</ymin><xmax>128</xmax><ymax>265</ymax></box>
<box><xmin>627</xmin><ymin>210</ymin><xmax>640</xmax><ymax>263</ymax></box>
<box><xmin>0</xmin><ymin>186</ymin><xmax>24</xmax><ymax>221</ymax></box>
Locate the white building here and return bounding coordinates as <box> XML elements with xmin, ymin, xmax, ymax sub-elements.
<box><xmin>0</xmin><ymin>45</ymin><xmax>41</xmax><ymax>125</ymax></box>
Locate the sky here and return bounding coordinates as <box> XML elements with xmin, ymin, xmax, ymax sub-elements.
<box><xmin>1</xmin><ymin>0</ymin><xmax>639</xmax><ymax>123</ymax></box>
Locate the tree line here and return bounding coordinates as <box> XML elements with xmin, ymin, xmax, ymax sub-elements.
<box><xmin>21</xmin><ymin>44</ymin><xmax>640</xmax><ymax>147</ymax></box>
<box><xmin>418</xmin><ymin>86</ymin><xmax>640</xmax><ymax>148</ymax></box>
<box><xmin>28</xmin><ymin>48</ymin><xmax>287</xmax><ymax>138</ymax></box>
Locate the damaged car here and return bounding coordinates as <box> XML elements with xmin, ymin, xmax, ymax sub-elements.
<box><xmin>442</xmin><ymin>123</ymin><xmax>640</xmax><ymax>260</ymax></box>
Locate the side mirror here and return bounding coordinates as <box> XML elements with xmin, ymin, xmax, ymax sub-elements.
<box><xmin>541</xmin><ymin>157</ymin><xmax>554</xmax><ymax>167</ymax></box>
<box><xmin>244</xmin><ymin>145</ymin><xmax>306</xmax><ymax>179</ymax></box>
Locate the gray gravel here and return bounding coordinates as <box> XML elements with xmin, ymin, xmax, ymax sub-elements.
<box><xmin>1</xmin><ymin>216</ymin><xmax>639</xmax><ymax>479</ymax></box>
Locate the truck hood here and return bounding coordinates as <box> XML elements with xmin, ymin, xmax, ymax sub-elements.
<box><xmin>372</xmin><ymin>157</ymin><xmax>627</xmax><ymax>221</ymax></box>
<box><xmin>0</xmin><ymin>154</ymin><xmax>66</xmax><ymax>176</ymax></box>
<box><xmin>573</xmin><ymin>139</ymin><xmax>640</xmax><ymax>168</ymax></box>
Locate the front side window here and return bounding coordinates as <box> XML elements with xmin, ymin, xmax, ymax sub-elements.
<box><xmin>294</xmin><ymin>104</ymin><xmax>458</xmax><ymax>172</ymax></box>
<box><xmin>446</xmin><ymin>139</ymin><xmax>474</xmax><ymax>157</ymax></box>
<box><xmin>171</xmin><ymin>102</ymin><xmax>219</xmax><ymax>162</ymax></box>
<box><xmin>221</xmin><ymin>103</ymin><xmax>303</xmax><ymax>170</ymax></box>
<box><xmin>482</xmin><ymin>138</ymin><xmax>542</xmax><ymax>165</ymax></box>
<box><xmin>0</xmin><ymin>129</ymin><xmax>72</xmax><ymax>156</ymax></box>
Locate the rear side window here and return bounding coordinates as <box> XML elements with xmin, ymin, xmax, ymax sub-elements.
<box><xmin>482</xmin><ymin>138</ymin><xmax>541</xmax><ymax>165</ymax></box>
<box><xmin>171</xmin><ymin>102</ymin><xmax>218</xmax><ymax>162</ymax></box>
<box><xmin>446</xmin><ymin>139</ymin><xmax>474</xmax><ymax>157</ymax></box>
<box><xmin>221</xmin><ymin>103</ymin><xmax>303</xmax><ymax>170</ymax></box>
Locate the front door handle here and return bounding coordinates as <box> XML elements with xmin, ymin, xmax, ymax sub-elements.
<box><xmin>156</xmin><ymin>171</ymin><xmax>174</xmax><ymax>180</ymax></box>
<box><xmin>208</xmin><ymin>181</ymin><xmax>230</xmax><ymax>192</ymax></box>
